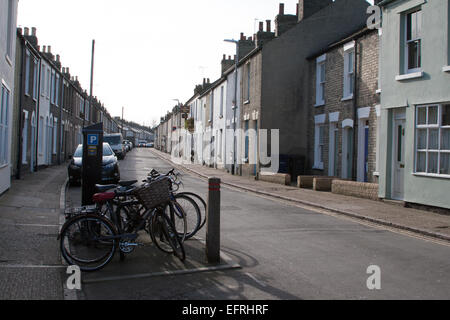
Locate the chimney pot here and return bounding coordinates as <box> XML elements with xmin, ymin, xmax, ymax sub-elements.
<box><xmin>240</xmin><ymin>32</ymin><xmax>245</xmax><ymax>40</ymax></box>
<box><xmin>24</xmin><ymin>27</ymin><xmax>30</xmax><ymax>36</ymax></box>
<box><xmin>279</xmin><ymin>3</ymin><xmax>285</xmax><ymax>15</ymax></box>
<box><xmin>266</xmin><ymin>20</ymin><xmax>271</xmax><ymax>32</ymax></box>
<box><xmin>31</xmin><ymin>27</ymin><xmax>36</xmax><ymax>36</ymax></box>
<box><xmin>42</xmin><ymin>45</ymin><xmax>46</xmax><ymax>53</ymax></box>
<box><xmin>259</xmin><ymin>21</ymin><xmax>264</xmax><ymax>32</ymax></box>
<box><xmin>223</xmin><ymin>54</ymin><xmax>226</xmax><ymax>60</ymax></box>
<box><xmin>48</xmin><ymin>45</ymin><xmax>52</xmax><ymax>53</ymax></box>
<box><xmin>56</xmin><ymin>54</ymin><xmax>60</xmax><ymax>62</ymax></box>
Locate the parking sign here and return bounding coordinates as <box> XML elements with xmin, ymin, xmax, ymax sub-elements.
<box><xmin>87</xmin><ymin>134</ymin><xmax>98</xmax><ymax>146</ymax></box>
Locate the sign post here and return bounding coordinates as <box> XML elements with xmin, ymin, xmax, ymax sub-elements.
<box><xmin>82</xmin><ymin>123</ymin><xmax>103</xmax><ymax>206</ymax></box>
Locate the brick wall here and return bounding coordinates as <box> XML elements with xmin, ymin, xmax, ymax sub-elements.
<box><xmin>308</xmin><ymin>29</ymin><xmax>380</xmax><ymax>183</ymax></box>
<box><xmin>332</xmin><ymin>179</ymin><xmax>380</xmax><ymax>201</ymax></box>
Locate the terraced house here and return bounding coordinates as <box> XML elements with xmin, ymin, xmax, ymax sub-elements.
<box><xmin>307</xmin><ymin>27</ymin><xmax>380</xmax><ymax>183</ymax></box>
<box><xmin>377</xmin><ymin>0</ymin><xmax>450</xmax><ymax>209</ymax></box>
<box><xmin>0</xmin><ymin>0</ymin><xmax>18</xmax><ymax>195</ymax></box>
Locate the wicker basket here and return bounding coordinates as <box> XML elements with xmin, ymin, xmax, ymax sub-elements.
<box><xmin>133</xmin><ymin>177</ymin><xmax>171</xmax><ymax>209</ymax></box>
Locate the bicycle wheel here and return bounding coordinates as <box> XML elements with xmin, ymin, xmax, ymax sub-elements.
<box><xmin>173</xmin><ymin>194</ymin><xmax>201</xmax><ymax>239</ymax></box>
<box><xmin>59</xmin><ymin>214</ymin><xmax>118</xmax><ymax>272</ymax></box>
<box><xmin>150</xmin><ymin>209</ymin><xmax>185</xmax><ymax>261</ymax></box>
<box><xmin>163</xmin><ymin>200</ymin><xmax>187</xmax><ymax>242</ymax></box>
<box><xmin>178</xmin><ymin>192</ymin><xmax>207</xmax><ymax>230</ymax></box>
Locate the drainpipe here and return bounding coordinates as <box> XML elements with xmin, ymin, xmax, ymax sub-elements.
<box><xmin>352</xmin><ymin>40</ymin><xmax>359</xmax><ymax>181</ymax></box>
<box><xmin>34</xmin><ymin>52</ymin><xmax>42</xmax><ymax>172</ymax></box>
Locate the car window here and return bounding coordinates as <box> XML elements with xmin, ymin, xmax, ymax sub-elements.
<box><xmin>73</xmin><ymin>146</ymin><xmax>83</xmax><ymax>157</ymax></box>
<box><xmin>103</xmin><ymin>144</ymin><xmax>114</xmax><ymax>156</ymax></box>
<box><xmin>104</xmin><ymin>136</ymin><xmax>121</xmax><ymax>145</ymax></box>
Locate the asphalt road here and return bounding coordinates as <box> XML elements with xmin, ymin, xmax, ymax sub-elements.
<box><xmin>80</xmin><ymin>148</ymin><xmax>450</xmax><ymax>300</ymax></box>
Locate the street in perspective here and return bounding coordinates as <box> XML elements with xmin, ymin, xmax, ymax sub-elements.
<box><xmin>0</xmin><ymin>0</ymin><xmax>450</xmax><ymax>307</ymax></box>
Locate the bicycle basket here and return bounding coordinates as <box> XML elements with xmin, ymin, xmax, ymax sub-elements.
<box><xmin>133</xmin><ymin>177</ymin><xmax>171</xmax><ymax>210</ymax></box>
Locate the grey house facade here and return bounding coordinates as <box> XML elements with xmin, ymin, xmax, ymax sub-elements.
<box><xmin>258</xmin><ymin>0</ymin><xmax>371</xmax><ymax>180</ymax></box>
<box><xmin>378</xmin><ymin>0</ymin><xmax>450</xmax><ymax>209</ymax></box>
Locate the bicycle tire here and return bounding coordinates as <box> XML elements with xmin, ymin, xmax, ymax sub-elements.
<box><xmin>59</xmin><ymin>214</ymin><xmax>118</xmax><ymax>272</ymax></box>
<box><xmin>178</xmin><ymin>192</ymin><xmax>207</xmax><ymax>231</ymax></box>
<box><xmin>173</xmin><ymin>194</ymin><xmax>201</xmax><ymax>239</ymax></box>
<box><xmin>163</xmin><ymin>200</ymin><xmax>187</xmax><ymax>243</ymax></box>
<box><xmin>150</xmin><ymin>209</ymin><xmax>185</xmax><ymax>261</ymax></box>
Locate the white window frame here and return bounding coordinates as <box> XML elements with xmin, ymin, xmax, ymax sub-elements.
<box><xmin>343</xmin><ymin>42</ymin><xmax>355</xmax><ymax>100</ymax></box>
<box><xmin>0</xmin><ymin>83</ymin><xmax>11</xmax><ymax>167</ymax></box>
<box><xmin>55</xmin><ymin>74</ymin><xmax>60</xmax><ymax>106</ymax></box>
<box><xmin>22</xmin><ymin>110</ymin><xmax>29</xmax><ymax>164</ymax></box>
<box><xmin>25</xmin><ymin>50</ymin><xmax>31</xmax><ymax>96</ymax></box>
<box><xmin>32</xmin><ymin>58</ymin><xmax>38</xmax><ymax>101</ymax></box>
<box><xmin>414</xmin><ymin>104</ymin><xmax>450</xmax><ymax>178</ymax></box>
<box><xmin>314</xmin><ymin>114</ymin><xmax>326</xmax><ymax>170</ymax></box>
<box><xmin>5</xmin><ymin>0</ymin><xmax>15</xmax><ymax>60</ymax></box>
<box><xmin>404</xmin><ymin>8</ymin><xmax>422</xmax><ymax>74</ymax></box>
<box><xmin>315</xmin><ymin>54</ymin><xmax>326</xmax><ymax>106</ymax></box>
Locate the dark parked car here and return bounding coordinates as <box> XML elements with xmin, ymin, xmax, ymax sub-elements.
<box><xmin>68</xmin><ymin>143</ymin><xmax>120</xmax><ymax>185</ymax></box>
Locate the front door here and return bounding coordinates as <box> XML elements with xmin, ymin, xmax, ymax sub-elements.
<box><xmin>392</xmin><ymin>113</ymin><xmax>406</xmax><ymax>200</ymax></box>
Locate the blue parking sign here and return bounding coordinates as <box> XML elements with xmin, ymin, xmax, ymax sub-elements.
<box><xmin>87</xmin><ymin>134</ymin><xmax>99</xmax><ymax>146</ymax></box>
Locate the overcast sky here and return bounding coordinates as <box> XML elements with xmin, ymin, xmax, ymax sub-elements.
<box><xmin>17</xmin><ymin>0</ymin><xmax>373</xmax><ymax>127</ymax></box>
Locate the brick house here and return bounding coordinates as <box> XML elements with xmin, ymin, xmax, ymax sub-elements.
<box><xmin>307</xmin><ymin>28</ymin><xmax>381</xmax><ymax>183</ymax></box>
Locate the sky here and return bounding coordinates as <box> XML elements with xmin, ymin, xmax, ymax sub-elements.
<box><xmin>17</xmin><ymin>0</ymin><xmax>373</xmax><ymax>127</ymax></box>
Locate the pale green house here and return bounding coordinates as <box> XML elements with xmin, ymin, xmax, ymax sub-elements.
<box><xmin>378</xmin><ymin>0</ymin><xmax>450</xmax><ymax>208</ymax></box>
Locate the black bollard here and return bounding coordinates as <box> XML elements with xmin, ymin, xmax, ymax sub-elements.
<box><xmin>206</xmin><ymin>177</ymin><xmax>221</xmax><ymax>264</ymax></box>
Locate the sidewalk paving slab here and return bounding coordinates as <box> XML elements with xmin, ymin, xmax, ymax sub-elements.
<box><xmin>0</xmin><ymin>165</ymin><xmax>68</xmax><ymax>300</ymax></box>
<box><xmin>151</xmin><ymin>149</ymin><xmax>450</xmax><ymax>243</ymax></box>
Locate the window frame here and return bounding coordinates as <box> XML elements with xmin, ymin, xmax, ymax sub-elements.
<box><xmin>404</xmin><ymin>8</ymin><xmax>423</xmax><ymax>74</ymax></box>
<box><xmin>414</xmin><ymin>104</ymin><xmax>450</xmax><ymax>178</ymax></box>
<box><xmin>315</xmin><ymin>54</ymin><xmax>326</xmax><ymax>106</ymax></box>
<box><xmin>343</xmin><ymin>43</ymin><xmax>355</xmax><ymax>100</ymax></box>
<box><xmin>0</xmin><ymin>84</ymin><xmax>11</xmax><ymax>167</ymax></box>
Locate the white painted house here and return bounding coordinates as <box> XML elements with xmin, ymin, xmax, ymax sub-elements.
<box><xmin>0</xmin><ymin>0</ymin><xmax>19</xmax><ymax>195</ymax></box>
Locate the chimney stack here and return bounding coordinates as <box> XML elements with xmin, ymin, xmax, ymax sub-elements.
<box><xmin>275</xmin><ymin>3</ymin><xmax>299</xmax><ymax>37</ymax></box>
<box><xmin>297</xmin><ymin>0</ymin><xmax>332</xmax><ymax>22</ymax></box>
<box><xmin>266</xmin><ymin>20</ymin><xmax>271</xmax><ymax>32</ymax></box>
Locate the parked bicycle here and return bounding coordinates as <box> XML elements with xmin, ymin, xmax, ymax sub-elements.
<box><xmin>59</xmin><ymin>176</ymin><xmax>186</xmax><ymax>272</ymax></box>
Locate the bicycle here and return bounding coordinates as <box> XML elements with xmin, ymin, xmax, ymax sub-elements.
<box><xmin>59</xmin><ymin>177</ymin><xmax>186</xmax><ymax>272</ymax></box>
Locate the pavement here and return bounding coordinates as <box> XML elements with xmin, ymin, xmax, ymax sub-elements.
<box><xmin>150</xmin><ymin>148</ymin><xmax>450</xmax><ymax>243</ymax></box>
<box><xmin>0</xmin><ymin>165</ymin><xmax>67</xmax><ymax>300</ymax></box>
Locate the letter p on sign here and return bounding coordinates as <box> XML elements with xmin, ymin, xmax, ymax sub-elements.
<box><xmin>66</xmin><ymin>265</ymin><xmax>81</xmax><ymax>290</ymax></box>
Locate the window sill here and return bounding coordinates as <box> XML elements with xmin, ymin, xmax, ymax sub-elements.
<box><xmin>443</xmin><ymin>66</ymin><xmax>450</xmax><ymax>73</ymax></box>
<box><xmin>413</xmin><ymin>172</ymin><xmax>450</xmax><ymax>179</ymax></box>
<box><xmin>395</xmin><ymin>71</ymin><xmax>423</xmax><ymax>81</ymax></box>
<box><xmin>312</xmin><ymin>165</ymin><xmax>324</xmax><ymax>171</ymax></box>
<box><xmin>341</xmin><ymin>95</ymin><xmax>353</xmax><ymax>102</ymax></box>
<box><xmin>376</xmin><ymin>89</ymin><xmax>381</xmax><ymax>94</ymax></box>
<box><xmin>314</xmin><ymin>102</ymin><xmax>325</xmax><ymax>107</ymax></box>
<box><xmin>243</xmin><ymin>100</ymin><xmax>250</xmax><ymax>105</ymax></box>
<box><xmin>373</xmin><ymin>171</ymin><xmax>380</xmax><ymax>177</ymax></box>
<box><xmin>0</xmin><ymin>164</ymin><xmax>9</xmax><ymax>170</ymax></box>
